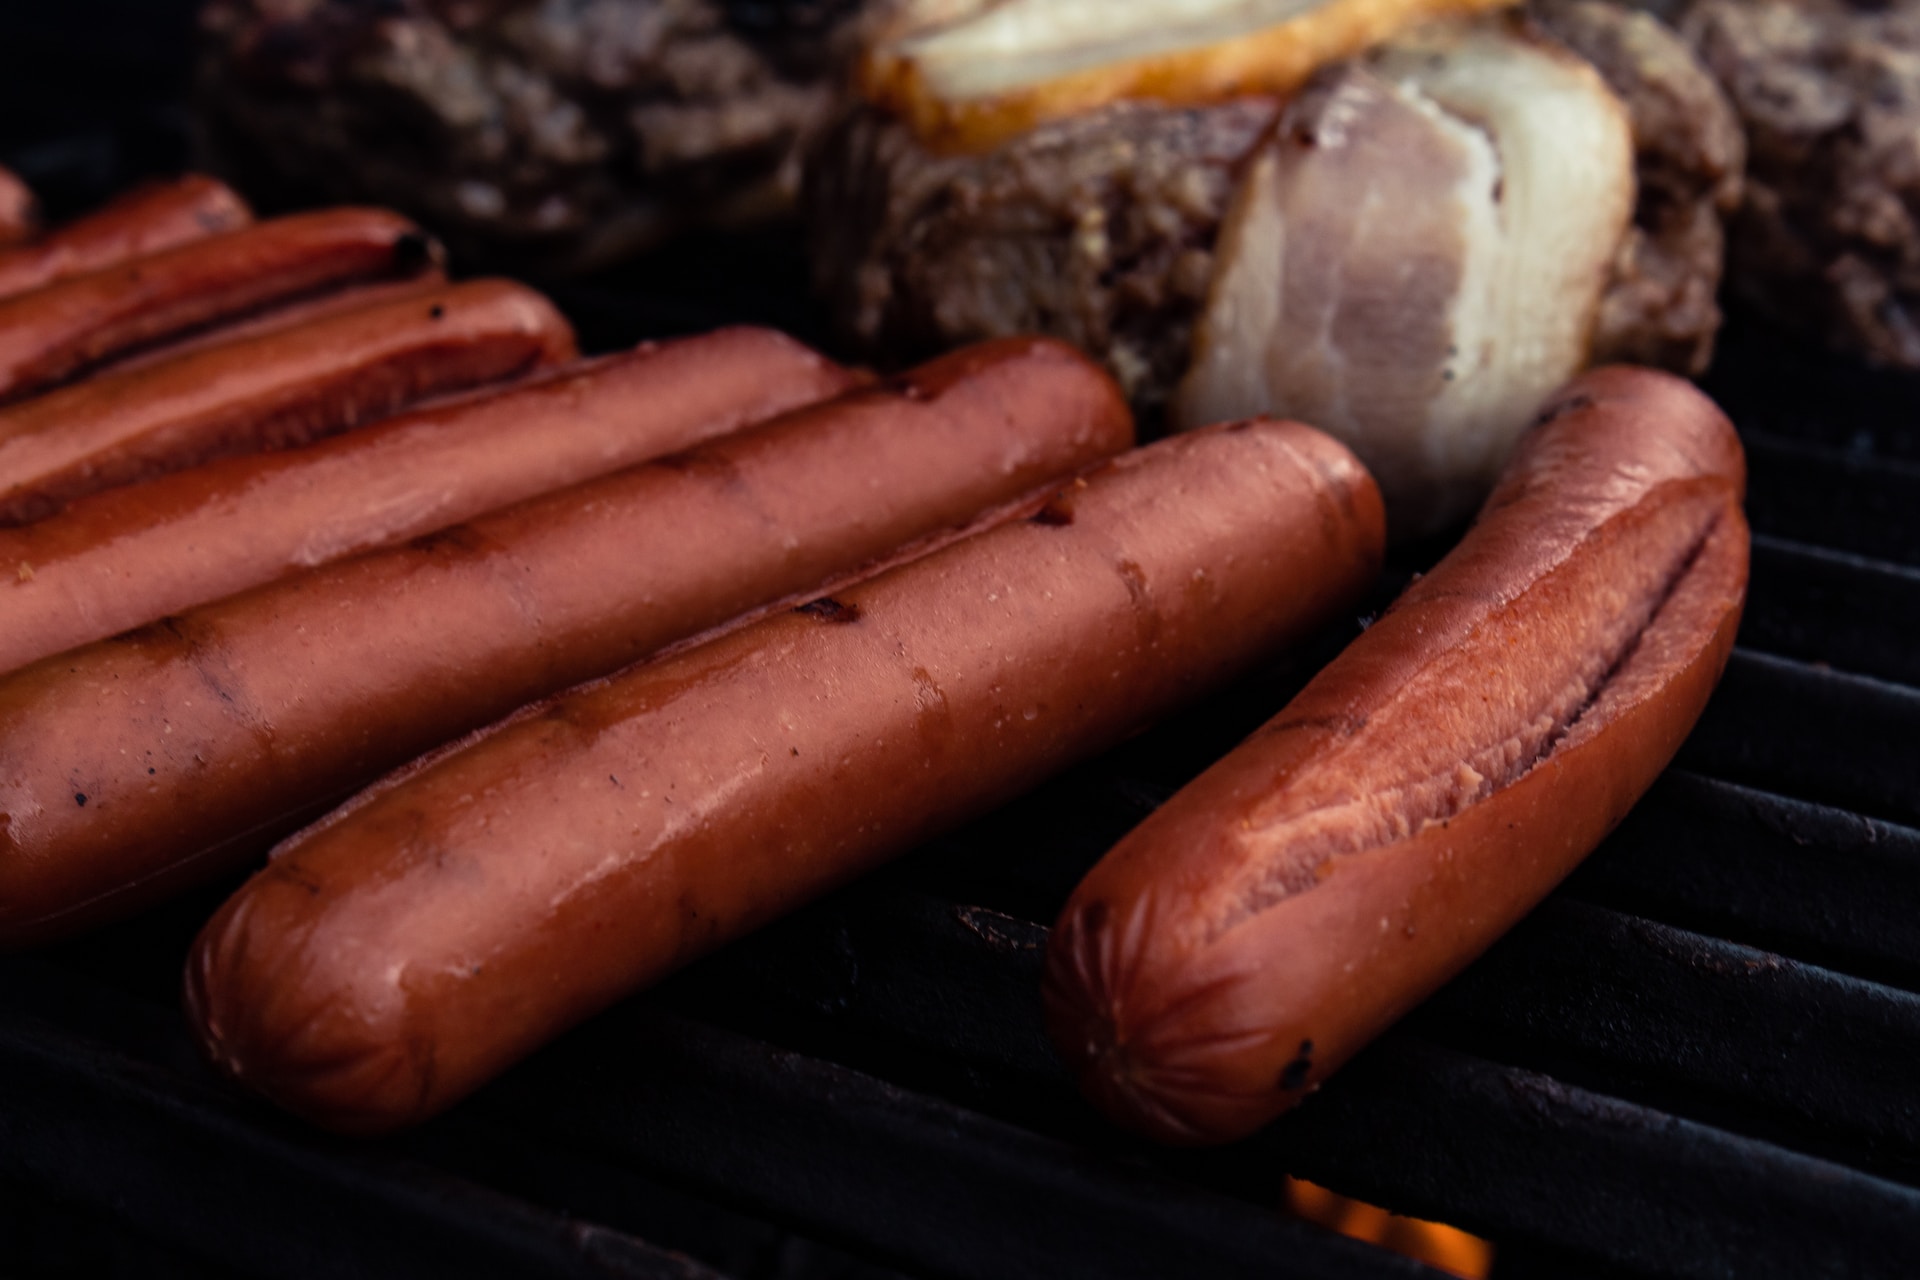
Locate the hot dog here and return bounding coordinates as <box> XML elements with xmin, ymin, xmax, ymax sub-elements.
<box><xmin>0</xmin><ymin>338</ymin><xmax>1131</xmax><ymax>946</ymax></box>
<box><xmin>0</xmin><ymin>175</ymin><xmax>254</xmax><ymax>302</ymax></box>
<box><xmin>184</xmin><ymin>416</ymin><xmax>1386</xmax><ymax>1134</ymax></box>
<box><xmin>1043</xmin><ymin>366</ymin><xmax>1750</xmax><ymax>1146</ymax></box>
<box><xmin>0</xmin><ymin>207</ymin><xmax>438</xmax><ymax>401</ymax></box>
<box><xmin>0</xmin><ymin>278</ymin><xmax>576</xmax><ymax>525</ymax></box>
<box><xmin>0</xmin><ymin>167</ymin><xmax>36</xmax><ymax>247</ymax></box>
<box><xmin>0</xmin><ymin>328</ymin><xmax>856</xmax><ymax>676</ymax></box>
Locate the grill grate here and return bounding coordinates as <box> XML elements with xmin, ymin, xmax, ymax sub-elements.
<box><xmin>5</xmin><ymin>44</ymin><xmax>1920</xmax><ymax>1278</ymax></box>
<box><xmin>6</xmin><ymin>303</ymin><xmax>1918</xmax><ymax>1279</ymax></box>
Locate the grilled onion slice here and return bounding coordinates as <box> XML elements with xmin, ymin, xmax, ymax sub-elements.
<box><xmin>862</xmin><ymin>0</ymin><xmax>1520</xmax><ymax>153</ymax></box>
<box><xmin>1173</xmin><ymin>19</ymin><xmax>1635</xmax><ymax>537</ymax></box>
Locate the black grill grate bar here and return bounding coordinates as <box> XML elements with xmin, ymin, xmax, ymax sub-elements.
<box><xmin>1744</xmin><ymin>433</ymin><xmax>1920</xmax><ymax>568</ymax></box>
<box><xmin>466</xmin><ymin>1004</ymin><xmax>1438</xmax><ymax>1280</ymax></box>
<box><xmin>0</xmin><ymin>944</ymin><xmax>943</xmax><ymax>1280</ymax></box>
<box><xmin>1744</xmin><ymin>534</ymin><xmax>1920</xmax><ymax>687</ymax></box>
<box><xmin>1408</xmin><ymin>897</ymin><xmax>1920</xmax><ymax>1180</ymax></box>
<box><xmin>1269</xmin><ymin>1036</ymin><xmax>1920</xmax><ymax>1280</ymax></box>
<box><xmin>1566</xmin><ymin>771</ymin><xmax>1920</xmax><ymax>993</ymax></box>
<box><xmin>1677</xmin><ymin>648</ymin><xmax>1920</xmax><ymax>828</ymax></box>
<box><xmin>0</xmin><ymin>1009</ymin><xmax>721</xmax><ymax>1280</ymax></box>
<box><xmin>657</xmin><ymin>883</ymin><xmax>1920</xmax><ymax>1280</ymax></box>
<box><xmin>1702</xmin><ymin>309</ymin><xmax>1920</xmax><ymax>465</ymax></box>
<box><xmin>676</xmin><ymin>880</ymin><xmax>1920</xmax><ymax>1182</ymax></box>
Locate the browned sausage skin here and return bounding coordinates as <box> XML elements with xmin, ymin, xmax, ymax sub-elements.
<box><xmin>0</xmin><ymin>167</ymin><xmax>38</xmax><ymax>247</ymax></box>
<box><xmin>0</xmin><ymin>207</ymin><xmax>440</xmax><ymax>401</ymax></box>
<box><xmin>0</xmin><ymin>175</ymin><xmax>254</xmax><ymax>301</ymax></box>
<box><xmin>1043</xmin><ymin>366</ymin><xmax>1750</xmax><ymax>1146</ymax></box>
<box><xmin>0</xmin><ymin>338</ymin><xmax>1131</xmax><ymax>946</ymax></box>
<box><xmin>0</xmin><ymin>327</ymin><xmax>856</xmax><ymax>676</ymax></box>
<box><xmin>0</xmin><ymin>277</ymin><xmax>576</xmax><ymax>525</ymax></box>
<box><xmin>185</xmin><ymin>417</ymin><xmax>1386</xmax><ymax>1134</ymax></box>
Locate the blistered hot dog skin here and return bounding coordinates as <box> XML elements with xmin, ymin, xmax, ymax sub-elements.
<box><xmin>1044</xmin><ymin>366</ymin><xmax>1749</xmax><ymax>1146</ymax></box>
<box><xmin>185</xmin><ymin>418</ymin><xmax>1386</xmax><ymax>1134</ymax></box>
<box><xmin>0</xmin><ymin>338</ymin><xmax>1129</xmax><ymax>946</ymax></box>
<box><xmin>0</xmin><ymin>168</ymin><xmax>38</xmax><ymax>247</ymax></box>
<box><xmin>0</xmin><ymin>207</ymin><xmax>439</xmax><ymax>401</ymax></box>
<box><xmin>0</xmin><ymin>278</ymin><xmax>576</xmax><ymax>525</ymax></box>
<box><xmin>0</xmin><ymin>328</ymin><xmax>855</xmax><ymax>676</ymax></box>
<box><xmin>0</xmin><ymin>175</ymin><xmax>254</xmax><ymax>302</ymax></box>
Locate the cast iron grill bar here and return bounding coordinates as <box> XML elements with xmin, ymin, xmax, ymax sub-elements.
<box><xmin>1272</xmin><ymin>1038</ymin><xmax>1920</xmax><ymax>1280</ymax></box>
<box><xmin>465</xmin><ymin>1005</ymin><xmax>1439</xmax><ymax>1280</ymax></box>
<box><xmin>0</xmin><ymin>935</ymin><xmax>928</xmax><ymax>1280</ymax></box>
<box><xmin>678</xmin><ymin>879</ymin><xmax>1920</xmax><ymax>1181</ymax></box>
<box><xmin>0</xmin><ymin>940</ymin><xmax>1433</xmax><ymax>1280</ymax></box>
<box><xmin>0</xmin><ymin>1004</ymin><xmax>718</xmax><ymax>1280</ymax></box>
<box><xmin>653</xmin><ymin>886</ymin><xmax>1920</xmax><ymax>1280</ymax></box>
<box><xmin>1677</xmin><ymin>649</ymin><xmax>1920</xmax><ymax>828</ymax></box>
<box><xmin>1744</xmin><ymin>534</ymin><xmax>1920</xmax><ymax>686</ymax></box>
<box><xmin>1566</xmin><ymin>772</ymin><xmax>1920</xmax><ymax>992</ymax></box>
<box><xmin>1743</xmin><ymin>434</ymin><xmax>1920</xmax><ymax>567</ymax></box>
<box><xmin>1409</xmin><ymin>898</ymin><xmax>1920</xmax><ymax>1178</ymax></box>
<box><xmin>1703</xmin><ymin>312</ymin><xmax>1920</xmax><ymax>465</ymax></box>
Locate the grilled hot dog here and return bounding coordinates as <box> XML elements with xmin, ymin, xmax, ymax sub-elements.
<box><xmin>0</xmin><ymin>328</ymin><xmax>855</xmax><ymax>675</ymax></box>
<box><xmin>0</xmin><ymin>206</ymin><xmax>438</xmax><ymax>401</ymax></box>
<box><xmin>0</xmin><ymin>338</ymin><xmax>1130</xmax><ymax>945</ymax></box>
<box><xmin>1043</xmin><ymin>366</ymin><xmax>1750</xmax><ymax>1145</ymax></box>
<box><xmin>0</xmin><ymin>175</ymin><xmax>253</xmax><ymax>302</ymax></box>
<box><xmin>185</xmin><ymin>417</ymin><xmax>1386</xmax><ymax>1134</ymax></box>
<box><xmin>0</xmin><ymin>278</ymin><xmax>576</xmax><ymax>525</ymax></box>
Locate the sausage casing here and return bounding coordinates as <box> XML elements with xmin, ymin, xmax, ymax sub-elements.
<box><xmin>0</xmin><ymin>338</ymin><xmax>1131</xmax><ymax>945</ymax></box>
<box><xmin>1043</xmin><ymin>366</ymin><xmax>1750</xmax><ymax>1145</ymax></box>
<box><xmin>0</xmin><ymin>207</ymin><xmax>438</xmax><ymax>400</ymax></box>
<box><xmin>0</xmin><ymin>327</ymin><xmax>855</xmax><ymax>675</ymax></box>
<box><xmin>0</xmin><ymin>277</ymin><xmax>576</xmax><ymax>525</ymax></box>
<box><xmin>185</xmin><ymin>416</ymin><xmax>1386</xmax><ymax>1133</ymax></box>
<box><xmin>0</xmin><ymin>175</ymin><xmax>254</xmax><ymax>301</ymax></box>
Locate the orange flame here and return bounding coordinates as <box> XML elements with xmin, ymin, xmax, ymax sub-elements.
<box><xmin>1283</xmin><ymin>1177</ymin><xmax>1494</xmax><ymax>1279</ymax></box>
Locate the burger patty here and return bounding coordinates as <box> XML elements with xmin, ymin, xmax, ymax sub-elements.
<box><xmin>809</xmin><ymin>1</ymin><xmax>1742</xmax><ymax>415</ymax></box>
<box><xmin>1681</xmin><ymin>0</ymin><xmax>1920</xmax><ymax>369</ymax></box>
<box><xmin>808</xmin><ymin>97</ymin><xmax>1282</xmax><ymax>418</ymax></box>
<box><xmin>1537</xmin><ymin>0</ymin><xmax>1745</xmax><ymax>375</ymax></box>
<box><xmin>199</xmin><ymin>0</ymin><xmax>885</xmax><ymax>272</ymax></box>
